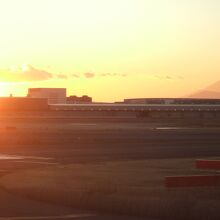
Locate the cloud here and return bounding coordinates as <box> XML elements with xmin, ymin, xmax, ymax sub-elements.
<box><xmin>80</xmin><ymin>72</ymin><xmax>128</xmax><ymax>78</ymax></box>
<box><xmin>0</xmin><ymin>64</ymin><xmax>53</xmax><ymax>82</ymax></box>
<box><xmin>84</xmin><ymin>72</ymin><xmax>95</xmax><ymax>78</ymax></box>
<box><xmin>178</xmin><ymin>76</ymin><xmax>184</xmax><ymax>80</ymax></box>
<box><xmin>18</xmin><ymin>64</ymin><xmax>53</xmax><ymax>81</ymax></box>
<box><xmin>153</xmin><ymin>75</ymin><xmax>172</xmax><ymax>80</ymax></box>
<box><xmin>152</xmin><ymin>74</ymin><xmax>183</xmax><ymax>80</ymax></box>
<box><xmin>57</xmin><ymin>74</ymin><xmax>68</xmax><ymax>79</ymax></box>
<box><xmin>0</xmin><ymin>64</ymin><xmax>129</xmax><ymax>83</ymax></box>
<box><xmin>99</xmin><ymin>73</ymin><xmax>127</xmax><ymax>77</ymax></box>
<box><xmin>71</xmin><ymin>74</ymin><xmax>80</xmax><ymax>78</ymax></box>
<box><xmin>82</xmin><ymin>72</ymin><xmax>127</xmax><ymax>78</ymax></box>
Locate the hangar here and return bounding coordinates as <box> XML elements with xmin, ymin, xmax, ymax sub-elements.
<box><xmin>28</xmin><ymin>88</ymin><xmax>66</xmax><ymax>104</ymax></box>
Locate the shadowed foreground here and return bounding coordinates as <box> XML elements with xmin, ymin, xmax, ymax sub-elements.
<box><xmin>0</xmin><ymin>113</ymin><xmax>220</xmax><ymax>219</ymax></box>
<box><xmin>1</xmin><ymin>159</ymin><xmax>220</xmax><ymax>220</ymax></box>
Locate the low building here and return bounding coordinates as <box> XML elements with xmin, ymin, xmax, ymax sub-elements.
<box><xmin>0</xmin><ymin>97</ymin><xmax>48</xmax><ymax>111</ymax></box>
<box><xmin>28</xmin><ymin>88</ymin><xmax>66</xmax><ymax>104</ymax></box>
<box><xmin>123</xmin><ymin>98</ymin><xmax>220</xmax><ymax>105</ymax></box>
<box><xmin>66</xmin><ymin>95</ymin><xmax>92</xmax><ymax>104</ymax></box>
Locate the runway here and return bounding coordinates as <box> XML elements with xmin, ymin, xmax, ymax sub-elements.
<box><xmin>0</xmin><ymin>188</ymin><xmax>150</xmax><ymax>220</ymax></box>
<box><xmin>0</xmin><ymin>113</ymin><xmax>219</xmax><ymax>219</ymax></box>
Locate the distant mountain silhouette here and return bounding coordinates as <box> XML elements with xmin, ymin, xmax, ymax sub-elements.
<box><xmin>187</xmin><ymin>80</ymin><xmax>220</xmax><ymax>99</ymax></box>
<box><xmin>205</xmin><ymin>80</ymin><xmax>220</xmax><ymax>91</ymax></box>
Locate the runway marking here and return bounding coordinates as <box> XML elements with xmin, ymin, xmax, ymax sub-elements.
<box><xmin>0</xmin><ymin>154</ymin><xmax>52</xmax><ymax>161</ymax></box>
<box><xmin>0</xmin><ymin>155</ymin><xmax>24</xmax><ymax>160</ymax></box>
<box><xmin>156</xmin><ymin>127</ymin><xmax>192</xmax><ymax>130</ymax></box>
<box><xmin>20</xmin><ymin>156</ymin><xmax>53</xmax><ymax>160</ymax></box>
<box><xmin>0</xmin><ymin>213</ymin><xmax>96</xmax><ymax>220</ymax></box>
<box><xmin>14</xmin><ymin>161</ymin><xmax>58</xmax><ymax>165</ymax></box>
<box><xmin>70</xmin><ymin>123</ymin><xmax>97</xmax><ymax>126</ymax></box>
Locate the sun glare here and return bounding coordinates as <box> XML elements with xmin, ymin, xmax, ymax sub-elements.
<box><xmin>21</xmin><ymin>63</ymin><xmax>28</xmax><ymax>73</ymax></box>
<box><xmin>0</xmin><ymin>83</ymin><xmax>9</xmax><ymax>96</ymax></box>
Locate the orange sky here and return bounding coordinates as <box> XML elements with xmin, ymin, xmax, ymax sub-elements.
<box><xmin>0</xmin><ymin>0</ymin><xmax>220</xmax><ymax>102</ymax></box>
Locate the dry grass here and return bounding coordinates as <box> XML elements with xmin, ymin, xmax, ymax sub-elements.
<box><xmin>1</xmin><ymin>158</ymin><xmax>220</xmax><ymax>219</ymax></box>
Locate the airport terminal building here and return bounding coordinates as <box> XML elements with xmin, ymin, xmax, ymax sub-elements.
<box><xmin>0</xmin><ymin>88</ymin><xmax>220</xmax><ymax>122</ymax></box>
<box><xmin>123</xmin><ymin>98</ymin><xmax>220</xmax><ymax>105</ymax></box>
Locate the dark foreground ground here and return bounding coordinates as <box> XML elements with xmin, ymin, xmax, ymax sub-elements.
<box><xmin>0</xmin><ymin>111</ymin><xmax>220</xmax><ymax>219</ymax></box>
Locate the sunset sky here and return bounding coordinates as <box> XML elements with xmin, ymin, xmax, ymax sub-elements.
<box><xmin>0</xmin><ymin>0</ymin><xmax>219</xmax><ymax>102</ymax></box>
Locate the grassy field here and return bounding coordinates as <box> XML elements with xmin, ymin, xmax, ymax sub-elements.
<box><xmin>1</xmin><ymin>158</ymin><xmax>220</xmax><ymax>219</ymax></box>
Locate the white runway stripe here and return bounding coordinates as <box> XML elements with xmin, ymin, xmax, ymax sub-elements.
<box><xmin>14</xmin><ymin>161</ymin><xmax>58</xmax><ymax>165</ymax></box>
<box><xmin>0</xmin><ymin>154</ymin><xmax>52</xmax><ymax>160</ymax></box>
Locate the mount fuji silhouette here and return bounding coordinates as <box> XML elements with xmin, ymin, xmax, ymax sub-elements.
<box><xmin>187</xmin><ymin>80</ymin><xmax>220</xmax><ymax>99</ymax></box>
